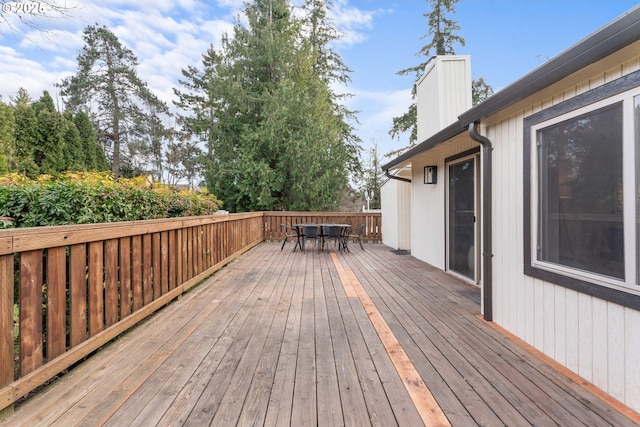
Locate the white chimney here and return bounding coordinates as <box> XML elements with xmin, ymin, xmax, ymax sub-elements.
<box><xmin>416</xmin><ymin>55</ymin><xmax>472</xmax><ymax>142</ymax></box>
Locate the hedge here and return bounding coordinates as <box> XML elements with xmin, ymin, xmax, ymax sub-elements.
<box><xmin>0</xmin><ymin>172</ymin><xmax>223</xmax><ymax>228</ymax></box>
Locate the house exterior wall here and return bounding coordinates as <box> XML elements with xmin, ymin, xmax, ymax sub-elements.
<box><xmin>381</xmin><ymin>178</ymin><xmax>412</xmax><ymax>250</ymax></box>
<box><xmin>397</xmin><ymin>181</ymin><xmax>412</xmax><ymax>250</ymax></box>
<box><xmin>409</xmin><ymin>138</ymin><xmax>478</xmax><ymax>271</ymax></box>
<box><xmin>484</xmin><ymin>41</ymin><xmax>640</xmax><ymax>411</ymax></box>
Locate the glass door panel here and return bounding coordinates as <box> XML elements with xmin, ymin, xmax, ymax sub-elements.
<box><xmin>448</xmin><ymin>158</ymin><xmax>476</xmax><ymax>281</ymax></box>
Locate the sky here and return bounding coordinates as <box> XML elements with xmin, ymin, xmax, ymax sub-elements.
<box><xmin>1</xmin><ymin>0</ymin><xmax>639</xmax><ymax>162</ymax></box>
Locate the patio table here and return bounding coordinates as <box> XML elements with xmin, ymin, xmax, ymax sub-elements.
<box><xmin>294</xmin><ymin>223</ymin><xmax>350</xmax><ymax>252</ymax></box>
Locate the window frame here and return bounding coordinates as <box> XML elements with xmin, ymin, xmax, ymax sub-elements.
<box><xmin>523</xmin><ymin>69</ymin><xmax>640</xmax><ymax>310</ymax></box>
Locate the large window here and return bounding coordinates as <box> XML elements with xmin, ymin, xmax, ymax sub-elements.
<box><xmin>525</xmin><ymin>71</ymin><xmax>640</xmax><ymax>305</ymax></box>
<box><xmin>536</xmin><ymin>104</ymin><xmax>623</xmax><ymax>280</ymax></box>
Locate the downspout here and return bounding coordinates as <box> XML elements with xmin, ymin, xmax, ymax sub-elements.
<box><xmin>385</xmin><ymin>169</ymin><xmax>411</xmax><ymax>183</ymax></box>
<box><xmin>468</xmin><ymin>121</ymin><xmax>493</xmax><ymax>322</ymax></box>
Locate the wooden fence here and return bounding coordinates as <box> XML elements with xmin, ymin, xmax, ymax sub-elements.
<box><xmin>0</xmin><ymin>211</ymin><xmax>381</xmax><ymax>415</ymax></box>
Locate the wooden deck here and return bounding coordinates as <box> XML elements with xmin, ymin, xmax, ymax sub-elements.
<box><xmin>2</xmin><ymin>242</ymin><xmax>638</xmax><ymax>426</ymax></box>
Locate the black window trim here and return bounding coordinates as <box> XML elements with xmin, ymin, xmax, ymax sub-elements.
<box><xmin>523</xmin><ymin>69</ymin><xmax>640</xmax><ymax>310</ymax></box>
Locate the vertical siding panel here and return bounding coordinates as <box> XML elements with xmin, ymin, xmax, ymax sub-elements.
<box><xmin>542</xmin><ymin>282</ymin><xmax>555</xmax><ymax>356</ymax></box>
<box><xmin>592</xmin><ymin>299</ymin><xmax>608</xmax><ymax>390</ymax></box>
<box><xmin>553</xmin><ymin>286</ymin><xmax>566</xmax><ymax>366</ymax></box>
<box><xmin>515</xmin><ymin>115</ymin><xmax>526</xmax><ymax>338</ymax></box>
<box><xmin>513</xmin><ymin>117</ymin><xmax>522</xmax><ymax>331</ymax></box>
<box><xmin>491</xmin><ymin>122</ymin><xmax>505</xmax><ymax>325</ymax></box>
<box><xmin>0</xmin><ymin>254</ymin><xmax>13</xmax><ymax>388</ymax></box>
<box><xmin>69</xmin><ymin>244</ymin><xmax>87</xmax><ymax>347</ymax></box>
<box><xmin>20</xmin><ymin>250</ymin><xmax>43</xmax><ymax>375</ymax></box>
<box><xmin>105</xmin><ymin>239</ymin><xmax>119</xmax><ymax>327</ymax></box>
<box><xmin>625</xmin><ymin>308</ymin><xmax>640</xmax><ymax>410</ymax></box>
<box><xmin>503</xmin><ymin>119</ymin><xmax>512</xmax><ymax>327</ymax></box>
<box><xmin>578</xmin><ymin>293</ymin><xmax>593</xmax><ymax>381</ymax></box>
<box><xmin>621</xmin><ymin>57</ymin><xmax>640</xmax><ymax>75</ymax></box>
<box><xmin>608</xmin><ymin>303</ymin><xmax>625</xmax><ymax>401</ymax></box>
<box><xmin>46</xmin><ymin>247</ymin><xmax>67</xmax><ymax>360</ymax></box>
<box><xmin>88</xmin><ymin>242</ymin><xmax>104</xmax><ymax>337</ymax></box>
<box><xmin>564</xmin><ymin>289</ymin><xmax>579</xmax><ymax>373</ymax></box>
<box><xmin>120</xmin><ymin>237</ymin><xmax>132</xmax><ymax>318</ymax></box>
<box><xmin>533</xmin><ymin>279</ymin><xmax>545</xmax><ymax>349</ymax></box>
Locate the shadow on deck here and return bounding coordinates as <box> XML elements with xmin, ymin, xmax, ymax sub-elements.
<box><xmin>2</xmin><ymin>242</ymin><xmax>638</xmax><ymax>426</ymax></box>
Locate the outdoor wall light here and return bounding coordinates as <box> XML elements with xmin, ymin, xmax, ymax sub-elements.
<box><xmin>424</xmin><ymin>166</ymin><xmax>437</xmax><ymax>184</ymax></box>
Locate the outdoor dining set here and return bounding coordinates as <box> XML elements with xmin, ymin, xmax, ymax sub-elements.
<box><xmin>281</xmin><ymin>223</ymin><xmax>365</xmax><ymax>252</ymax></box>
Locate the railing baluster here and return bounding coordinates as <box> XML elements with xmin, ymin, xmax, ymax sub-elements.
<box><xmin>69</xmin><ymin>244</ymin><xmax>87</xmax><ymax>348</ymax></box>
<box><xmin>0</xmin><ymin>254</ymin><xmax>14</xmax><ymax>388</ymax></box>
<box><xmin>19</xmin><ymin>250</ymin><xmax>43</xmax><ymax>375</ymax></box>
<box><xmin>46</xmin><ymin>247</ymin><xmax>67</xmax><ymax>359</ymax></box>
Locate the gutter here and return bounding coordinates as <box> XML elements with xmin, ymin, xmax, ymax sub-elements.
<box><xmin>468</xmin><ymin>122</ymin><xmax>493</xmax><ymax>322</ymax></box>
<box><xmin>385</xmin><ymin>169</ymin><xmax>411</xmax><ymax>183</ymax></box>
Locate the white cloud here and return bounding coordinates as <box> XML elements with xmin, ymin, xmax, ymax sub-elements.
<box><xmin>1</xmin><ymin>0</ymin><xmax>392</xmax><ymax>152</ymax></box>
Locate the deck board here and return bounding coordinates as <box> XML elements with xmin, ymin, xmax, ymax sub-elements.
<box><xmin>2</xmin><ymin>242</ymin><xmax>639</xmax><ymax>427</ymax></box>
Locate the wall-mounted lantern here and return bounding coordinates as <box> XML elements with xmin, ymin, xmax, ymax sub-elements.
<box><xmin>424</xmin><ymin>166</ymin><xmax>437</xmax><ymax>184</ymax></box>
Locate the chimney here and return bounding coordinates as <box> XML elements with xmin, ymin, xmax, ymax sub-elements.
<box><xmin>416</xmin><ymin>55</ymin><xmax>472</xmax><ymax>142</ymax></box>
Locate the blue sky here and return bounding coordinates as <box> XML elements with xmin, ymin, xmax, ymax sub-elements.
<box><xmin>1</xmin><ymin>0</ymin><xmax>638</xmax><ymax>162</ymax></box>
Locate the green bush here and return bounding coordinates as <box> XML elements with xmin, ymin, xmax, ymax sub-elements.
<box><xmin>0</xmin><ymin>172</ymin><xmax>223</xmax><ymax>228</ymax></box>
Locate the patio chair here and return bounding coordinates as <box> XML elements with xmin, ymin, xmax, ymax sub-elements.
<box><xmin>301</xmin><ymin>225</ymin><xmax>322</xmax><ymax>251</ymax></box>
<box><xmin>281</xmin><ymin>224</ymin><xmax>302</xmax><ymax>252</ymax></box>
<box><xmin>322</xmin><ymin>225</ymin><xmax>345</xmax><ymax>252</ymax></box>
<box><xmin>344</xmin><ymin>223</ymin><xmax>365</xmax><ymax>251</ymax></box>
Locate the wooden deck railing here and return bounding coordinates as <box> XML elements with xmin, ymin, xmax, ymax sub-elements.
<box><xmin>0</xmin><ymin>212</ymin><xmax>264</xmax><ymax>415</ymax></box>
<box><xmin>262</xmin><ymin>211</ymin><xmax>381</xmax><ymax>242</ymax></box>
<box><xmin>0</xmin><ymin>211</ymin><xmax>381</xmax><ymax>415</ymax></box>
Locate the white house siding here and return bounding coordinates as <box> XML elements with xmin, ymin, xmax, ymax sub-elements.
<box><xmin>381</xmin><ymin>180</ymin><xmax>399</xmax><ymax>249</ymax></box>
<box><xmin>410</xmin><ymin>138</ymin><xmax>479</xmax><ymax>272</ymax></box>
<box><xmin>485</xmin><ymin>42</ymin><xmax>640</xmax><ymax>411</ymax></box>
<box><xmin>417</xmin><ymin>56</ymin><xmax>472</xmax><ymax>142</ymax></box>
<box><xmin>381</xmin><ymin>178</ymin><xmax>412</xmax><ymax>251</ymax></box>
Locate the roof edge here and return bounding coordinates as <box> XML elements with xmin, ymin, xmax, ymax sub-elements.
<box><xmin>458</xmin><ymin>5</ymin><xmax>640</xmax><ymax>125</ymax></box>
<box><xmin>382</xmin><ymin>121</ymin><xmax>466</xmax><ymax>171</ymax></box>
<box><xmin>383</xmin><ymin>5</ymin><xmax>640</xmax><ymax>171</ymax></box>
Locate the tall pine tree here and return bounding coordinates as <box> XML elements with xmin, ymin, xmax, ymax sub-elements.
<box><xmin>58</xmin><ymin>24</ymin><xmax>170</xmax><ymax>178</ymax></box>
<box><xmin>175</xmin><ymin>0</ymin><xmax>361</xmax><ymax>212</ymax></box>
<box><xmin>390</xmin><ymin>0</ymin><xmax>492</xmax><ymax>146</ymax></box>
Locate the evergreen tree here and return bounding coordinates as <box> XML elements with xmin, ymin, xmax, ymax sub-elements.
<box><xmin>12</xmin><ymin>88</ymin><xmax>39</xmax><ymax>177</ymax></box>
<box><xmin>175</xmin><ymin>0</ymin><xmax>361</xmax><ymax>212</ymax></box>
<box><xmin>390</xmin><ymin>0</ymin><xmax>492</xmax><ymax>146</ymax></box>
<box><xmin>58</xmin><ymin>24</ymin><xmax>170</xmax><ymax>178</ymax></box>
<box><xmin>0</xmin><ymin>97</ymin><xmax>15</xmax><ymax>174</ymax></box>
<box><xmin>74</xmin><ymin>111</ymin><xmax>109</xmax><ymax>171</ymax></box>
<box><xmin>62</xmin><ymin>111</ymin><xmax>85</xmax><ymax>170</ymax></box>
<box><xmin>34</xmin><ymin>92</ymin><xmax>66</xmax><ymax>174</ymax></box>
<box><xmin>472</xmin><ymin>76</ymin><xmax>494</xmax><ymax>105</ymax></box>
<box><xmin>32</xmin><ymin>90</ymin><xmax>57</xmax><ymax>114</ymax></box>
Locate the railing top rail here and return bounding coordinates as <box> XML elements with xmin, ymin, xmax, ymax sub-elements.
<box><xmin>0</xmin><ymin>212</ymin><xmax>262</xmax><ymax>255</ymax></box>
<box><xmin>263</xmin><ymin>211</ymin><xmax>379</xmax><ymax>217</ymax></box>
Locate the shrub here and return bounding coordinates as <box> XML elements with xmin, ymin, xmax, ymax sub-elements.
<box><xmin>0</xmin><ymin>172</ymin><xmax>223</xmax><ymax>228</ymax></box>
